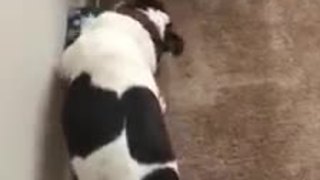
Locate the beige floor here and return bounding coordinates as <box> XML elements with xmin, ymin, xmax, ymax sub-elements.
<box><xmin>162</xmin><ymin>0</ymin><xmax>320</xmax><ymax>180</ymax></box>
<box><xmin>2</xmin><ymin>0</ymin><xmax>320</xmax><ymax>180</ymax></box>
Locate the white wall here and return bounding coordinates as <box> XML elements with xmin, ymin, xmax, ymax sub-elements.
<box><xmin>0</xmin><ymin>0</ymin><xmax>69</xmax><ymax>179</ymax></box>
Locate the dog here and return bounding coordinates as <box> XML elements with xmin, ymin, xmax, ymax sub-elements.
<box><xmin>59</xmin><ymin>0</ymin><xmax>184</xmax><ymax>180</ymax></box>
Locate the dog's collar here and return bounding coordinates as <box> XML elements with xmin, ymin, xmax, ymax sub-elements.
<box><xmin>115</xmin><ymin>3</ymin><xmax>164</xmax><ymax>60</ymax></box>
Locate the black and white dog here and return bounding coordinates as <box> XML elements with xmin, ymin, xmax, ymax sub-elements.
<box><xmin>59</xmin><ymin>0</ymin><xmax>184</xmax><ymax>179</ymax></box>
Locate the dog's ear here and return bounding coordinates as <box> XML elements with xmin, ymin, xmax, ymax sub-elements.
<box><xmin>163</xmin><ymin>28</ymin><xmax>184</xmax><ymax>56</ymax></box>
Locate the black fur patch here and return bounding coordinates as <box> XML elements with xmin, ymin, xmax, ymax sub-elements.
<box><xmin>123</xmin><ymin>87</ymin><xmax>175</xmax><ymax>163</ymax></box>
<box><xmin>62</xmin><ymin>73</ymin><xmax>124</xmax><ymax>157</ymax></box>
<box><xmin>143</xmin><ymin>168</ymin><xmax>179</xmax><ymax>180</ymax></box>
<box><xmin>163</xmin><ymin>24</ymin><xmax>184</xmax><ymax>56</ymax></box>
<box><xmin>62</xmin><ymin>74</ymin><xmax>175</xmax><ymax>163</ymax></box>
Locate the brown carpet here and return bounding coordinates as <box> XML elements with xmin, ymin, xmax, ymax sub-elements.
<box><xmin>158</xmin><ymin>0</ymin><xmax>320</xmax><ymax>180</ymax></box>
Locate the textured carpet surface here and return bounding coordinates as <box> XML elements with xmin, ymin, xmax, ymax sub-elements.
<box><xmin>158</xmin><ymin>0</ymin><xmax>320</xmax><ymax>180</ymax></box>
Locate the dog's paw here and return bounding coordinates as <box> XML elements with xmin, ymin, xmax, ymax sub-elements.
<box><xmin>159</xmin><ymin>95</ymin><xmax>167</xmax><ymax>114</ymax></box>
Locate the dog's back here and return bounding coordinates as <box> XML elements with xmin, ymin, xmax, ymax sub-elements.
<box><xmin>61</xmin><ymin>1</ymin><xmax>184</xmax><ymax>179</ymax></box>
<box><xmin>63</xmin><ymin>73</ymin><xmax>178</xmax><ymax>180</ymax></box>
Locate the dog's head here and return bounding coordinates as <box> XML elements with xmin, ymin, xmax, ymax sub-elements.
<box><xmin>119</xmin><ymin>0</ymin><xmax>184</xmax><ymax>61</ymax></box>
<box><xmin>66</xmin><ymin>0</ymin><xmax>184</xmax><ymax>64</ymax></box>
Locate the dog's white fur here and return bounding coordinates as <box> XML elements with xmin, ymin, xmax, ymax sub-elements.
<box><xmin>61</xmin><ymin>12</ymin><xmax>159</xmax><ymax>96</ymax></box>
<box><xmin>60</xmin><ymin>10</ymin><xmax>176</xmax><ymax>180</ymax></box>
<box><xmin>72</xmin><ymin>129</ymin><xmax>178</xmax><ymax>180</ymax></box>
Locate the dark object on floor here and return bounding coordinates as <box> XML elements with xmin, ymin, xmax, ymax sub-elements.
<box><xmin>65</xmin><ymin>7</ymin><xmax>103</xmax><ymax>48</ymax></box>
